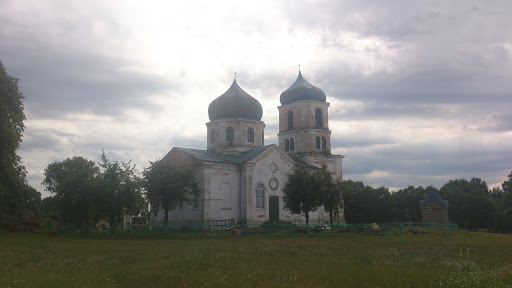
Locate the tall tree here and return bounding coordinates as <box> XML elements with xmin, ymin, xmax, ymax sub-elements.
<box><xmin>502</xmin><ymin>170</ymin><xmax>512</xmax><ymax>194</ymax></box>
<box><xmin>439</xmin><ymin>178</ymin><xmax>494</xmax><ymax>230</ymax></box>
<box><xmin>143</xmin><ymin>161</ymin><xmax>200</xmax><ymax>228</ymax></box>
<box><xmin>97</xmin><ymin>151</ymin><xmax>144</xmax><ymax>227</ymax></box>
<box><xmin>342</xmin><ymin>180</ymin><xmax>397</xmax><ymax>223</ymax></box>
<box><xmin>42</xmin><ymin>157</ymin><xmax>99</xmax><ymax>225</ymax></box>
<box><xmin>392</xmin><ymin>185</ymin><xmax>429</xmax><ymax>222</ymax></box>
<box><xmin>0</xmin><ymin>60</ymin><xmax>27</xmax><ymax>221</ymax></box>
<box><xmin>317</xmin><ymin>168</ymin><xmax>343</xmax><ymax>225</ymax></box>
<box><xmin>282</xmin><ymin>165</ymin><xmax>324</xmax><ymax>226</ymax></box>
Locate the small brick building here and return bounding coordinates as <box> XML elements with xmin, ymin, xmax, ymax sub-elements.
<box><xmin>419</xmin><ymin>190</ymin><xmax>449</xmax><ymax>224</ymax></box>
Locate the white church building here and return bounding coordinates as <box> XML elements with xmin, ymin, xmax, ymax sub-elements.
<box><xmin>155</xmin><ymin>72</ymin><xmax>344</xmax><ymax>225</ymax></box>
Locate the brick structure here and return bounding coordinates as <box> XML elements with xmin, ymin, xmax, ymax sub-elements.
<box><xmin>420</xmin><ymin>190</ymin><xmax>449</xmax><ymax>224</ymax></box>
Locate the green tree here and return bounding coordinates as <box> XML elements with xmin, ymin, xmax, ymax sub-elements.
<box><xmin>0</xmin><ymin>60</ymin><xmax>27</xmax><ymax>222</ymax></box>
<box><xmin>502</xmin><ymin>170</ymin><xmax>512</xmax><ymax>194</ymax></box>
<box><xmin>42</xmin><ymin>157</ymin><xmax>100</xmax><ymax>225</ymax></box>
<box><xmin>341</xmin><ymin>180</ymin><xmax>397</xmax><ymax>223</ymax></box>
<box><xmin>143</xmin><ymin>161</ymin><xmax>200</xmax><ymax>228</ymax></box>
<box><xmin>392</xmin><ymin>185</ymin><xmax>429</xmax><ymax>222</ymax></box>
<box><xmin>282</xmin><ymin>165</ymin><xmax>324</xmax><ymax>226</ymax></box>
<box><xmin>493</xmin><ymin>171</ymin><xmax>512</xmax><ymax>233</ymax></box>
<box><xmin>97</xmin><ymin>151</ymin><xmax>144</xmax><ymax>228</ymax></box>
<box><xmin>317</xmin><ymin>169</ymin><xmax>343</xmax><ymax>225</ymax></box>
<box><xmin>439</xmin><ymin>178</ymin><xmax>494</xmax><ymax>230</ymax></box>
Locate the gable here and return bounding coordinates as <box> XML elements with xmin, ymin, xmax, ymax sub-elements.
<box><xmin>163</xmin><ymin>147</ymin><xmax>202</xmax><ymax>166</ymax></box>
<box><xmin>245</xmin><ymin>144</ymin><xmax>294</xmax><ymax>166</ymax></box>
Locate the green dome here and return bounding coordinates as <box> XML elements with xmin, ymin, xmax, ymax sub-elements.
<box><xmin>208</xmin><ymin>80</ymin><xmax>263</xmax><ymax>121</ymax></box>
<box><xmin>280</xmin><ymin>72</ymin><xmax>326</xmax><ymax>105</ymax></box>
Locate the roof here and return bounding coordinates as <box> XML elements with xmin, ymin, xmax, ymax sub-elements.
<box><xmin>208</xmin><ymin>79</ymin><xmax>263</xmax><ymax>121</ymax></box>
<box><xmin>169</xmin><ymin>145</ymin><xmax>274</xmax><ymax>165</ymax></box>
<box><xmin>280</xmin><ymin>71</ymin><xmax>326</xmax><ymax>105</ymax></box>
<box><xmin>420</xmin><ymin>189</ymin><xmax>449</xmax><ymax>208</ymax></box>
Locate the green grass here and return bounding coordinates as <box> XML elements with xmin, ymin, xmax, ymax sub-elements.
<box><xmin>1</xmin><ymin>229</ymin><xmax>511</xmax><ymax>287</ymax></box>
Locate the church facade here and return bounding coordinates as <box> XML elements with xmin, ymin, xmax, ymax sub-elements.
<box><xmin>155</xmin><ymin>72</ymin><xmax>344</xmax><ymax>225</ymax></box>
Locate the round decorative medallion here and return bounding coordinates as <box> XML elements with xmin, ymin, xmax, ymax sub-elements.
<box><xmin>269</xmin><ymin>177</ymin><xmax>279</xmax><ymax>190</ymax></box>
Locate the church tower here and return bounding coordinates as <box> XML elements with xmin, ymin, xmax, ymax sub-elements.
<box><xmin>278</xmin><ymin>71</ymin><xmax>343</xmax><ymax>179</ymax></box>
<box><xmin>207</xmin><ymin>79</ymin><xmax>265</xmax><ymax>155</ymax></box>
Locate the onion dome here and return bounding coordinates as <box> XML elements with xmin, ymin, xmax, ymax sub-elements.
<box><xmin>208</xmin><ymin>79</ymin><xmax>263</xmax><ymax>121</ymax></box>
<box><xmin>280</xmin><ymin>71</ymin><xmax>326</xmax><ymax>105</ymax></box>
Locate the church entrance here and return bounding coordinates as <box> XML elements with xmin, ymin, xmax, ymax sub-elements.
<box><xmin>269</xmin><ymin>196</ymin><xmax>279</xmax><ymax>223</ymax></box>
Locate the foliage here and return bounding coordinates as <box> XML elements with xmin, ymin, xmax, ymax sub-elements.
<box><xmin>42</xmin><ymin>156</ymin><xmax>100</xmax><ymax>224</ymax></box>
<box><xmin>392</xmin><ymin>185</ymin><xmax>429</xmax><ymax>222</ymax></box>
<box><xmin>439</xmin><ymin>178</ymin><xmax>495</xmax><ymax>230</ymax></box>
<box><xmin>501</xmin><ymin>170</ymin><xmax>512</xmax><ymax>194</ymax></box>
<box><xmin>317</xmin><ymin>168</ymin><xmax>343</xmax><ymax>225</ymax></box>
<box><xmin>97</xmin><ymin>151</ymin><xmax>144</xmax><ymax>226</ymax></box>
<box><xmin>0</xmin><ymin>60</ymin><xmax>37</xmax><ymax>224</ymax></box>
<box><xmin>143</xmin><ymin>160</ymin><xmax>200</xmax><ymax>227</ymax></box>
<box><xmin>282</xmin><ymin>165</ymin><xmax>324</xmax><ymax>226</ymax></box>
<box><xmin>342</xmin><ymin>180</ymin><xmax>397</xmax><ymax>223</ymax></box>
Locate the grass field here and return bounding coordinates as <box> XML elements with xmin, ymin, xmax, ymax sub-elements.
<box><xmin>1</xmin><ymin>229</ymin><xmax>511</xmax><ymax>287</ymax></box>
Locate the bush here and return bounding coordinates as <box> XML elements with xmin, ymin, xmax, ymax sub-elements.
<box><xmin>3</xmin><ymin>211</ymin><xmax>42</xmax><ymax>232</ymax></box>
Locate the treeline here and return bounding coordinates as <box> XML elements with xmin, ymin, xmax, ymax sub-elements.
<box><xmin>342</xmin><ymin>173</ymin><xmax>512</xmax><ymax>232</ymax></box>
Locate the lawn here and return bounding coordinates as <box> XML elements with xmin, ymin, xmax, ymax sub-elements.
<box><xmin>1</xmin><ymin>229</ymin><xmax>511</xmax><ymax>287</ymax></box>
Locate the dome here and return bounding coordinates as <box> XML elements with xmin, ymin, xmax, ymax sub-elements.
<box><xmin>280</xmin><ymin>71</ymin><xmax>326</xmax><ymax>105</ymax></box>
<box><xmin>208</xmin><ymin>79</ymin><xmax>263</xmax><ymax>121</ymax></box>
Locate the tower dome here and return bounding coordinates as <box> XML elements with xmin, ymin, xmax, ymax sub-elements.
<box><xmin>208</xmin><ymin>79</ymin><xmax>263</xmax><ymax>121</ymax></box>
<box><xmin>280</xmin><ymin>71</ymin><xmax>326</xmax><ymax>105</ymax></box>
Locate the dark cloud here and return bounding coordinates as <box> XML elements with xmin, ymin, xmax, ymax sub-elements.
<box><xmin>0</xmin><ymin>31</ymin><xmax>172</xmax><ymax>119</ymax></box>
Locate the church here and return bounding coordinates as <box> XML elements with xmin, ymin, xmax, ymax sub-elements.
<box><xmin>156</xmin><ymin>71</ymin><xmax>344</xmax><ymax>225</ymax></box>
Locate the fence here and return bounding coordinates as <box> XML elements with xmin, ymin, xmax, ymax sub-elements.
<box><xmin>51</xmin><ymin>222</ymin><xmax>458</xmax><ymax>238</ymax></box>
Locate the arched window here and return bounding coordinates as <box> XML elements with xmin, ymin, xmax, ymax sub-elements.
<box><xmin>290</xmin><ymin>138</ymin><xmax>294</xmax><ymax>151</ymax></box>
<box><xmin>288</xmin><ymin>111</ymin><xmax>294</xmax><ymax>130</ymax></box>
<box><xmin>316</xmin><ymin>136</ymin><xmax>320</xmax><ymax>149</ymax></box>
<box><xmin>322</xmin><ymin>137</ymin><xmax>327</xmax><ymax>150</ymax></box>
<box><xmin>226</xmin><ymin>127</ymin><xmax>234</xmax><ymax>141</ymax></box>
<box><xmin>315</xmin><ymin>109</ymin><xmax>323</xmax><ymax>128</ymax></box>
<box><xmin>210</xmin><ymin>129</ymin><xmax>215</xmax><ymax>144</ymax></box>
<box><xmin>256</xmin><ymin>183</ymin><xmax>265</xmax><ymax>208</ymax></box>
<box><xmin>285</xmin><ymin>139</ymin><xmax>289</xmax><ymax>151</ymax></box>
<box><xmin>247</xmin><ymin>128</ymin><xmax>254</xmax><ymax>142</ymax></box>
<box><xmin>262</xmin><ymin>131</ymin><xmax>264</xmax><ymax>145</ymax></box>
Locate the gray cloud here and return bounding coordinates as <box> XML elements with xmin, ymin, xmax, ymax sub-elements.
<box><xmin>2</xmin><ymin>0</ymin><xmax>512</xmax><ymax>194</ymax></box>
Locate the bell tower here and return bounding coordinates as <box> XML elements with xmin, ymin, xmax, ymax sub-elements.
<box><xmin>277</xmin><ymin>71</ymin><xmax>343</xmax><ymax>180</ymax></box>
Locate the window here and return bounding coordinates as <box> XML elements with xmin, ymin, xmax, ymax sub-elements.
<box><xmin>247</xmin><ymin>128</ymin><xmax>254</xmax><ymax>142</ymax></box>
<box><xmin>315</xmin><ymin>109</ymin><xmax>323</xmax><ymax>128</ymax></box>
<box><xmin>193</xmin><ymin>199</ymin><xmax>199</xmax><ymax>209</ymax></box>
<box><xmin>316</xmin><ymin>136</ymin><xmax>320</xmax><ymax>149</ymax></box>
<box><xmin>256</xmin><ymin>184</ymin><xmax>265</xmax><ymax>208</ymax></box>
<box><xmin>285</xmin><ymin>139</ymin><xmax>289</xmax><ymax>151</ymax></box>
<box><xmin>290</xmin><ymin>138</ymin><xmax>294</xmax><ymax>151</ymax></box>
<box><xmin>226</xmin><ymin>127</ymin><xmax>234</xmax><ymax>141</ymax></box>
<box><xmin>322</xmin><ymin>137</ymin><xmax>327</xmax><ymax>150</ymax></box>
<box><xmin>262</xmin><ymin>131</ymin><xmax>264</xmax><ymax>145</ymax></box>
<box><xmin>210</xmin><ymin>129</ymin><xmax>215</xmax><ymax>144</ymax></box>
<box><xmin>288</xmin><ymin>111</ymin><xmax>294</xmax><ymax>130</ymax></box>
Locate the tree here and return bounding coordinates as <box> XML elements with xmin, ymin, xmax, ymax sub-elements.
<box><xmin>439</xmin><ymin>178</ymin><xmax>494</xmax><ymax>230</ymax></box>
<box><xmin>143</xmin><ymin>160</ymin><xmax>200</xmax><ymax>228</ymax></box>
<box><xmin>502</xmin><ymin>170</ymin><xmax>512</xmax><ymax>194</ymax></box>
<box><xmin>341</xmin><ymin>180</ymin><xmax>397</xmax><ymax>223</ymax></box>
<box><xmin>97</xmin><ymin>151</ymin><xmax>144</xmax><ymax>228</ymax></box>
<box><xmin>282</xmin><ymin>165</ymin><xmax>324</xmax><ymax>226</ymax></box>
<box><xmin>317</xmin><ymin>168</ymin><xmax>343</xmax><ymax>225</ymax></box>
<box><xmin>42</xmin><ymin>157</ymin><xmax>100</xmax><ymax>225</ymax></box>
<box><xmin>0</xmin><ymin>60</ymin><xmax>28</xmax><ymax>222</ymax></box>
<box><xmin>392</xmin><ymin>186</ymin><xmax>429</xmax><ymax>222</ymax></box>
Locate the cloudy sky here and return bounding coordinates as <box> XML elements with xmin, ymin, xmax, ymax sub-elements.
<box><xmin>1</xmin><ymin>0</ymin><xmax>511</xmax><ymax>197</ymax></box>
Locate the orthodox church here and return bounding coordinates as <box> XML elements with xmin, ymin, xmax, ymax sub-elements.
<box><xmin>156</xmin><ymin>72</ymin><xmax>344</xmax><ymax>224</ymax></box>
